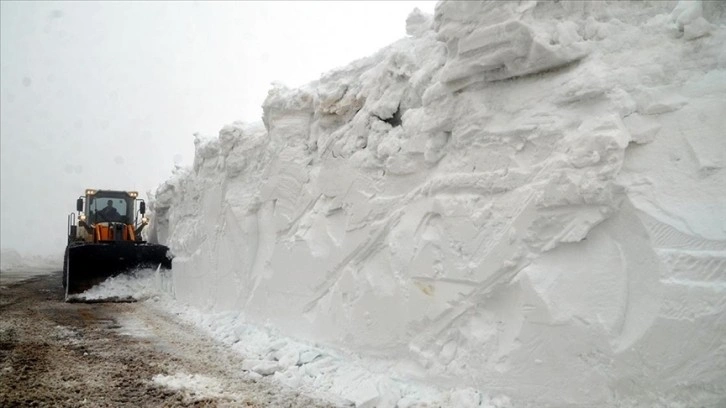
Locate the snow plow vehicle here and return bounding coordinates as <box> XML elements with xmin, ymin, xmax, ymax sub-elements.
<box><xmin>63</xmin><ymin>189</ymin><xmax>172</xmax><ymax>297</ymax></box>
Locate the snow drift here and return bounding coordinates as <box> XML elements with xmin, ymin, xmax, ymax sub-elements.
<box><xmin>151</xmin><ymin>1</ymin><xmax>726</xmax><ymax>406</ymax></box>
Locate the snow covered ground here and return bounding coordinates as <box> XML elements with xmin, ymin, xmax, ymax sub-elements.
<box><xmin>138</xmin><ymin>1</ymin><xmax>724</xmax><ymax>407</ymax></box>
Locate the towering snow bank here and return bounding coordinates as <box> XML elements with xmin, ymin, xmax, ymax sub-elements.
<box><xmin>153</xmin><ymin>1</ymin><xmax>726</xmax><ymax>406</ymax></box>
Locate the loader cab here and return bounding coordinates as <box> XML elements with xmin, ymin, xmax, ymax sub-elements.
<box><xmin>81</xmin><ymin>189</ymin><xmax>141</xmax><ymax>224</ymax></box>
<box><xmin>87</xmin><ymin>193</ymin><xmax>133</xmax><ymax>224</ymax></box>
<box><xmin>69</xmin><ymin>189</ymin><xmax>149</xmax><ymax>244</ymax></box>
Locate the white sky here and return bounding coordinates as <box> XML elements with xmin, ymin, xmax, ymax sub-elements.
<box><xmin>0</xmin><ymin>1</ymin><xmax>437</xmax><ymax>256</ymax></box>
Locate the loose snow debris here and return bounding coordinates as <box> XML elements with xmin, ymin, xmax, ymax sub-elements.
<box><xmin>152</xmin><ymin>372</ymin><xmax>223</xmax><ymax>399</ymax></box>
<box><xmin>68</xmin><ymin>268</ymin><xmax>170</xmax><ymax>302</ymax></box>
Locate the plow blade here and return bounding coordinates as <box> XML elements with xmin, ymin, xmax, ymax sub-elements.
<box><xmin>64</xmin><ymin>243</ymin><xmax>172</xmax><ymax>296</ymax></box>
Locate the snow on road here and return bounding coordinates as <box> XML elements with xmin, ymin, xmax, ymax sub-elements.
<box><xmin>0</xmin><ymin>272</ymin><xmax>337</xmax><ymax>407</ymax></box>
<box><xmin>72</xmin><ymin>268</ymin><xmax>502</xmax><ymax>407</ymax></box>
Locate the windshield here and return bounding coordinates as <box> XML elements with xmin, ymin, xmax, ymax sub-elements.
<box><xmin>88</xmin><ymin>195</ymin><xmax>133</xmax><ymax>224</ymax></box>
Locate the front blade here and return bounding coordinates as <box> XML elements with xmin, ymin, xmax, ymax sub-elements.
<box><xmin>66</xmin><ymin>243</ymin><xmax>171</xmax><ymax>295</ymax></box>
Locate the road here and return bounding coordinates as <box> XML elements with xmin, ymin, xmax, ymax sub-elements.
<box><xmin>0</xmin><ymin>271</ymin><xmax>336</xmax><ymax>408</ymax></box>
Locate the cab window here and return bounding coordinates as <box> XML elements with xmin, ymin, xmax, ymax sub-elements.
<box><xmin>89</xmin><ymin>196</ymin><xmax>128</xmax><ymax>223</ymax></box>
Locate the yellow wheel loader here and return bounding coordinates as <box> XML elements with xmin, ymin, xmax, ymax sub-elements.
<box><xmin>63</xmin><ymin>189</ymin><xmax>172</xmax><ymax>297</ymax></box>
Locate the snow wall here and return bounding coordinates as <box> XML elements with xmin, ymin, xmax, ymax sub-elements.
<box><xmin>152</xmin><ymin>1</ymin><xmax>726</xmax><ymax>406</ymax></box>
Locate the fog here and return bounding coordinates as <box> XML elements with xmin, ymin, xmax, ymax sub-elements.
<box><xmin>0</xmin><ymin>1</ymin><xmax>436</xmax><ymax>256</ymax></box>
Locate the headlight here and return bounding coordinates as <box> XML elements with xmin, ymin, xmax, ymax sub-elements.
<box><xmin>142</xmin><ymin>217</ymin><xmax>150</xmax><ymax>225</ymax></box>
<box><xmin>79</xmin><ymin>214</ymin><xmax>86</xmax><ymax>221</ymax></box>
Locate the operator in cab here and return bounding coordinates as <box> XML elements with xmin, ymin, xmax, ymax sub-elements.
<box><xmin>97</xmin><ymin>199</ymin><xmax>122</xmax><ymax>222</ymax></box>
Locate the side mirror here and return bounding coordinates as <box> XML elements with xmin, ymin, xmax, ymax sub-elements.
<box><xmin>139</xmin><ymin>201</ymin><xmax>146</xmax><ymax>215</ymax></box>
<box><xmin>76</xmin><ymin>198</ymin><xmax>83</xmax><ymax>212</ymax></box>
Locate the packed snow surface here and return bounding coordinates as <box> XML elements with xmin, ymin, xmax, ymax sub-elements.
<box><xmin>150</xmin><ymin>1</ymin><xmax>726</xmax><ymax>407</ymax></box>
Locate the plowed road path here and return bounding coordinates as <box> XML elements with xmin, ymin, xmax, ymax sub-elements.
<box><xmin>0</xmin><ymin>271</ymin><xmax>336</xmax><ymax>408</ymax></box>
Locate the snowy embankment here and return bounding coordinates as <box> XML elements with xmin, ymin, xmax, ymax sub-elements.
<box><xmin>149</xmin><ymin>1</ymin><xmax>726</xmax><ymax>407</ymax></box>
